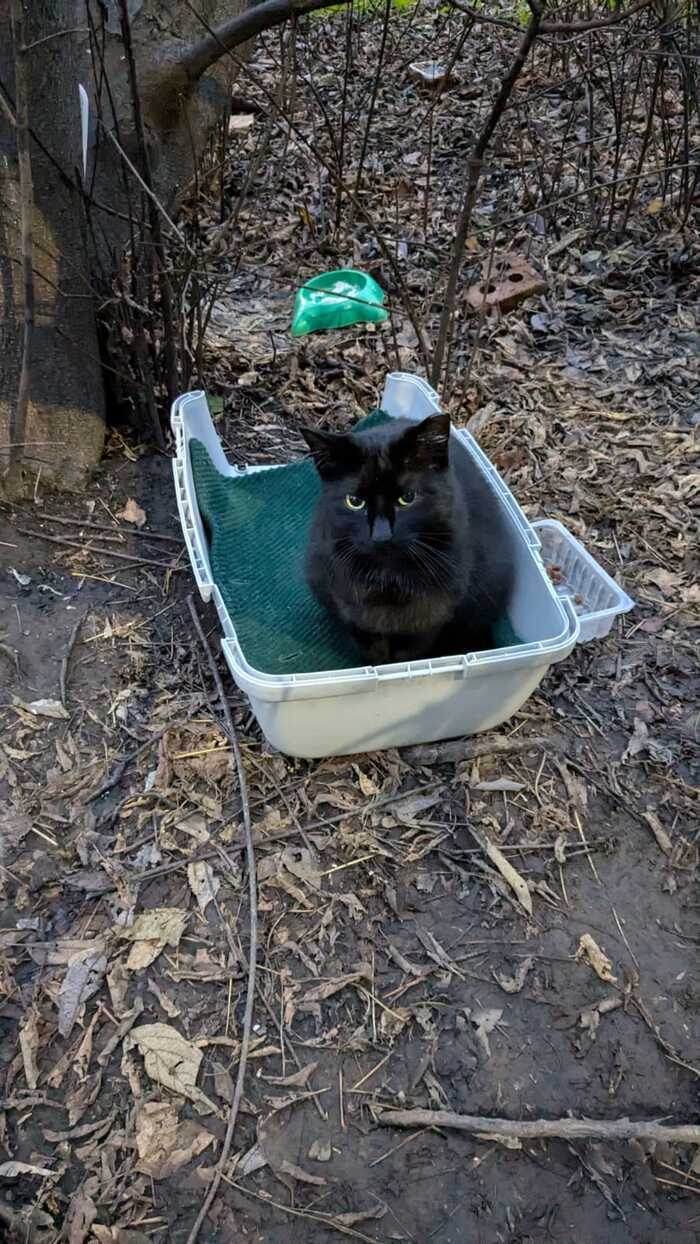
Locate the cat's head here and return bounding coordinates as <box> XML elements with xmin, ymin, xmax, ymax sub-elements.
<box><xmin>301</xmin><ymin>414</ymin><xmax>453</xmax><ymax>558</ymax></box>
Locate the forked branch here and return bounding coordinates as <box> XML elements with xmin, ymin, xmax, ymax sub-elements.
<box><xmin>181</xmin><ymin>0</ymin><xmax>351</xmax><ymax>82</ymax></box>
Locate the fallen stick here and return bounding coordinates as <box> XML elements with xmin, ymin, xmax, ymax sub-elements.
<box><xmin>185</xmin><ymin>596</ymin><xmax>257</xmax><ymax>1244</ymax></box>
<box><xmin>377</xmin><ymin>1109</ymin><xmax>700</xmax><ymax>1145</ymax></box>
<box><xmin>403</xmin><ymin>734</ymin><xmax>551</xmax><ymax>766</ymax></box>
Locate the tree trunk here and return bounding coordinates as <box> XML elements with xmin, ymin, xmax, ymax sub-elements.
<box><xmin>0</xmin><ymin>0</ymin><xmax>337</xmax><ymax>499</ymax></box>
<box><xmin>0</xmin><ymin>0</ymin><xmax>105</xmax><ymax>499</ymax></box>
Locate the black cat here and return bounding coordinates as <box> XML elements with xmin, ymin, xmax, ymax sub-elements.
<box><xmin>301</xmin><ymin>412</ymin><xmax>514</xmax><ymax>665</ymax></box>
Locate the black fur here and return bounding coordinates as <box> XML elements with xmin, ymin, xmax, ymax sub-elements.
<box><xmin>301</xmin><ymin>414</ymin><xmax>514</xmax><ymax>664</ymax></box>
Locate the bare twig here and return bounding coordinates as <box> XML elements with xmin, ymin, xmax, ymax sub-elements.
<box><xmin>8</xmin><ymin>0</ymin><xmax>35</xmax><ymax>473</ymax></box>
<box><xmin>222</xmin><ymin>1177</ymin><xmax>382</xmax><ymax>1243</ymax></box>
<box><xmin>40</xmin><ymin>513</ymin><xmax>183</xmax><ymax>544</ymax></box>
<box><xmin>118</xmin><ymin>0</ymin><xmax>176</xmax><ymax>426</ymax></box>
<box><xmin>98</xmin><ymin>122</ymin><xmax>187</xmax><ymax>248</ymax></box>
<box><xmin>85</xmin><ymin>700</ymin><xmax>206</xmax><ymax>803</ymax></box>
<box><xmin>540</xmin><ymin>0</ymin><xmax>652</xmax><ymax>35</ymax></box>
<box><xmin>402</xmin><ymin>734</ymin><xmax>551</xmax><ymax>765</ymax></box>
<box><xmin>185</xmin><ymin>596</ymin><xmax>257</xmax><ymax>1244</ymax></box>
<box><xmin>431</xmin><ymin>0</ymin><xmax>544</xmax><ymax>388</ymax></box>
<box><xmin>22</xmin><ymin>27</ymin><xmax>87</xmax><ymax>51</ymax></box>
<box><xmin>352</xmin><ymin>0</ymin><xmax>392</xmax><ymax>206</ymax></box>
<box><xmin>377</xmin><ymin>1109</ymin><xmax>700</xmax><ymax>1144</ymax></box>
<box><xmin>60</xmin><ymin>613</ymin><xmax>85</xmax><ymax>708</ymax></box>
<box><xmin>449</xmin><ymin>0</ymin><xmax>652</xmax><ymax>36</ymax></box>
<box><xmin>181</xmin><ymin>0</ymin><xmax>430</xmax><ymax>370</ymax></box>
<box><xmin>15</xmin><ymin>526</ymin><xmax>182</xmax><ymax>571</ymax></box>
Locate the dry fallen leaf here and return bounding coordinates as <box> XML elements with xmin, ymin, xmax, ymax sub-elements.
<box><xmin>134</xmin><ymin>1100</ymin><xmax>214</xmax><ymax>1179</ymax></box>
<box><xmin>91</xmin><ymin>1229</ymin><xmax>151</xmax><ymax>1243</ymax></box>
<box><xmin>63</xmin><ymin>1188</ymin><xmax>97</xmax><ymax>1244</ymax></box>
<box><xmin>147</xmin><ymin>977</ymin><xmax>181</xmax><ymax>1018</ymax></box>
<box><xmin>58</xmin><ymin>947</ymin><xmax>107</xmax><ymax>1037</ymax></box>
<box><xmin>187</xmin><ymin>860</ymin><xmax>221</xmax><ymax>914</ymax></box>
<box><xmin>0</xmin><ymin>1160</ymin><xmax>55</xmax><ymax>1178</ymax></box>
<box><xmin>470</xmin><ymin>1006</ymin><xmax>504</xmax><ymax>1059</ymax></box>
<box><xmin>19</xmin><ymin>1009</ymin><xmax>40</xmax><ymax>1090</ymax></box>
<box><xmin>117</xmin><ymin>497</ymin><xmax>146</xmax><ymax>527</ymax></box>
<box><xmin>20</xmin><ymin>697</ymin><xmax>69</xmax><ymax>720</ymax></box>
<box><xmin>468</xmin><ymin>823</ymin><xmax>533</xmax><ymax>915</ymax></box>
<box><xmin>474</xmin><ymin>778</ymin><xmax>525</xmax><ymax>792</ymax></box>
<box><xmin>263</xmin><ymin>1061</ymin><xmax>318</xmax><ymax>1089</ymax></box>
<box><xmin>237</xmin><ymin>1141</ymin><xmax>267</xmax><ymax>1177</ymax></box>
<box><xmin>119</xmin><ymin>908</ymin><xmax>187</xmax><ymax>971</ymax></box>
<box><xmin>125</xmin><ymin>1022</ymin><xmax>217</xmax><ymax>1114</ymax></box>
<box><xmin>308</xmin><ymin>1137</ymin><xmax>332</xmax><ymax>1162</ymax></box>
<box><xmin>493</xmin><ymin>956</ymin><xmax>534</xmax><ymax>994</ymax></box>
<box><xmin>576</xmin><ymin>933</ymin><xmax>618</xmax><ymax>984</ymax></box>
<box><xmin>229</xmin><ymin>113</ymin><xmax>256</xmax><ymax>131</ymax></box>
<box><xmin>107</xmin><ymin>958</ymin><xmax>130</xmax><ymax>1016</ymax></box>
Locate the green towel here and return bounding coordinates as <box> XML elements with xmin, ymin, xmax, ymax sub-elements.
<box><xmin>190</xmin><ymin>411</ymin><xmax>520</xmax><ymax>676</ymax></box>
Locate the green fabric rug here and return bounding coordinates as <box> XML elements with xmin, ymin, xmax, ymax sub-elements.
<box><xmin>190</xmin><ymin>411</ymin><xmax>519</xmax><ymax>676</ymax></box>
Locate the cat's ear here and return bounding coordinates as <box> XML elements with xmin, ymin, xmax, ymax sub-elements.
<box><xmin>301</xmin><ymin>428</ymin><xmax>361</xmax><ymax>480</ymax></box>
<box><xmin>400</xmin><ymin>413</ymin><xmax>450</xmax><ymax>470</ymax></box>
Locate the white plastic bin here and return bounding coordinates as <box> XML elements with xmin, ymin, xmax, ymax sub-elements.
<box><xmin>171</xmin><ymin>374</ymin><xmax>633</xmax><ymax>758</ymax></box>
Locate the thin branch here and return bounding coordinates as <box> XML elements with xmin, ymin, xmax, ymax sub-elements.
<box><xmin>185</xmin><ymin>597</ymin><xmax>257</xmax><ymax>1244</ymax></box>
<box><xmin>60</xmin><ymin>613</ymin><xmax>85</xmax><ymax>708</ymax></box>
<box><xmin>181</xmin><ymin>0</ymin><xmax>351</xmax><ymax>82</ymax></box>
<box><xmin>541</xmin><ymin>0</ymin><xmax>652</xmax><ymax>35</ymax></box>
<box><xmin>181</xmin><ymin>0</ymin><xmax>430</xmax><ymax>369</ymax></box>
<box><xmin>7</xmin><ymin>0</ymin><xmax>34</xmax><ymax>474</ymax></box>
<box><xmin>448</xmin><ymin>1</ymin><xmax>521</xmax><ymax>34</ymax></box>
<box><xmin>431</xmin><ymin>0</ymin><xmax>544</xmax><ymax>388</ymax></box>
<box><xmin>352</xmin><ymin>0</ymin><xmax>392</xmax><ymax>205</ymax></box>
<box><xmin>22</xmin><ymin>27</ymin><xmax>87</xmax><ymax>51</ymax></box>
<box><xmin>377</xmin><ymin>1109</ymin><xmax>700</xmax><ymax>1145</ymax></box>
<box><xmin>98</xmin><ymin>121</ymin><xmax>188</xmax><ymax>247</ymax></box>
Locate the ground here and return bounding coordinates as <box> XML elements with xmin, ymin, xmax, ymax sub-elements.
<box><xmin>1</xmin><ymin>3</ymin><xmax>699</xmax><ymax>1242</ymax></box>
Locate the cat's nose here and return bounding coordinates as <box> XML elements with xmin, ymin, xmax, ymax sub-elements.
<box><xmin>371</xmin><ymin>516</ymin><xmax>393</xmax><ymax>544</ymax></box>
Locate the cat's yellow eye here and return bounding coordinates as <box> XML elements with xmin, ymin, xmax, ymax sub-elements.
<box><xmin>345</xmin><ymin>494</ymin><xmax>365</xmax><ymax>511</ymax></box>
<box><xmin>398</xmin><ymin>490</ymin><xmax>416</xmax><ymax>507</ymax></box>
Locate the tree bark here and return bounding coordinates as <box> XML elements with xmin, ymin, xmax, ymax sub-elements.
<box><xmin>0</xmin><ymin>0</ymin><xmax>342</xmax><ymax>498</ymax></box>
<box><xmin>0</xmin><ymin>0</ymin><xmax>105</xmax><ymax>498</ymax></box>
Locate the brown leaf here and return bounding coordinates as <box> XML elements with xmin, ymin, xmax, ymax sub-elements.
<box><xmin>125</xmin><ymin>1023</ymin><xmax>217</xmax><ymax>1114</ymax></box>
<box><xmin>92</xmin><ymin>1230</ymin><xmax>151</xmax><ymax>1244</ymax></box>
<box><xmin>18</xmin><ymin>697</ymin><xmax>70</xmax><ymax>720</ymax></box>
<box><xmin>107</xmin><ymin>959</ymin><xmax>130</xmax><ymax>1016</ymax></box>
<box><xmin>119</xmin><ymin>908</ymin><xmax>187</xmax><ymax>971</ymax></box>
<box><xmin>469</xmin><ymin>1006</ymin><xmax>504</xmax><ymax>1059</ymax></box>
<box><xmin>0</xmin><ymin>1160</ymin><xmax>55</xmax><ymax>1177</ymax></box>
<box><xmin>19</xmin><ymin>1009</ymin><xmax>40</xmax><ymax>1090</ymax></box>
<box><xmin>474</xmin><ymin>778</ymin><xmax>525</xmax><ymax>792</ymax></box>
<box><xmin>63</xmin><ymin>1189</ymin><xmax>97</xmax><ymax>1244</ymax></box>
<box><xmin>642</xmin><ymin>808</ymin><xmax>672</xmax><ymax>856</ymax></box>
<box><xmin>392</xmin><ymin>790</ymin><xmax>441</xmax><ymax>826</ymax></box>
<box><xmin>263</xmin><ymin>1061</ymin><xmax>318</xmax><ymax>1088</ymax></box>
<box><xmin>68</xmin><ymin>1069</ymin><xmax>102</xmax><ymax>1127</ymax></box>
<box><xmin>187</xmin><ymin>861</ymin><xmax>220</xmax><ymax>915</ymax></box>
<box><xmin>58</xmin><ymin>948</ymin><xmax>107</xmax><ymax>1037</ymax></box>
<box><xmin>134</xmin><ymin>1100</ymin><xmax>214</xmax><ymax>1179</ymax></box>
<box><xmin>117</xmin><ymin>497</ymin><xmax>146</xmax><ymax>528</ymax></box>
<box><xmin>308</xmin><ymin>1136</ymin><xmax>332</xmax><ymax>1162</ymax></box>
<box><xmin>493</xmin><ymin>956</ymin><xmax>534</xmax><ymax>994</ymax></box>
<box><xmin>147</xmin><ymin>977</ymin><xmax>180</xmax><ymax>1018</ymax></box>
<box><xmin>576</xmin><ymin>933</ymin><xmax>618</xmax><ymax>983</ymax></box>
<box><xmin>213</xmin><ymin>1061</ymin><xmax>234</xmax><ymax>1103</ymax></box>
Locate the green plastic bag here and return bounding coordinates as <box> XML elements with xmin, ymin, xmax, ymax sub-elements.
<box><xmin>291</xmin><ymin>269</ymin><xmax>388</xmax><ymax>337</ymax></box>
